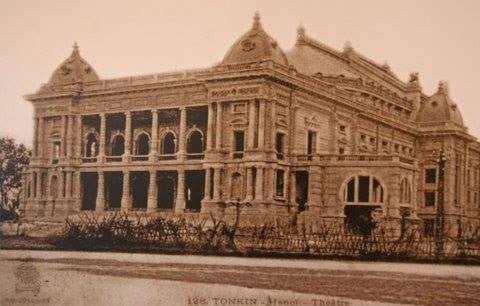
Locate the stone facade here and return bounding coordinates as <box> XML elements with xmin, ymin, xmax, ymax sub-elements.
<box><xmin>20</xmin><ymin>14</ymin><xmax>480</xmax><ymax>236</ymax></box>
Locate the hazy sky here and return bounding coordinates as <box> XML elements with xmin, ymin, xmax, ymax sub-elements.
<box><xmin>1</xmin><ymin>0</ymin><xmax>479</xmax><ymax>146</ymax></box>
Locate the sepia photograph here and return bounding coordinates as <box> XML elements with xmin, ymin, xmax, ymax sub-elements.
<box><xmin>1</xmin><ymin>0</ymin><xmax>480</xmax><ymax>305</ymax></box>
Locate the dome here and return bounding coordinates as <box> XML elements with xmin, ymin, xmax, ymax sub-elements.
<box><xmin>47</xmin><ymin>43</ymin><xmax>99</xmax><ymax>85</ymax></box>
<box><xmin>221</xmin><ymin>13</ymin><xmax>289</xmax><ymax>66</ymax></box>
<box><xmin>416</xmin><ymin>81</ymin><xmax>464</xmax><ymax>126</ymax></box>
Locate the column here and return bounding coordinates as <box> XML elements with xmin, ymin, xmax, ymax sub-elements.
<box><xmin>204</xmin><ymin>168</ymin><xmax>212</xmax><ymax>201</ymax></box>
<box><xmin>267</xmin><ymin>168</ymin><xmax>275</xmax><ymax>201</ymax></box>
<box><xmin>270</xmin><ymin>101</ymin><xmax>276</xmax><ymax>150</ymax></box>
<box><xmin>354</xmin><ymin>176</ymin><xmax>359</xmax><ymax>203</ymax></box>
<box><xmin>65</xmin><ymin>171</ymin><xmax>72</xmax><ymax>199</ymax></box>
<box><xmin>255</xmin><ymin>166</ymin><xmax>264</xmax><ymax>200</ymax></box>
<box><xmin>66</xmin><ymin>115</ymin><xmax>74</xmax><ymax>158</ymax></box>
<box><xmin>289</xmin><ymin>171</ymin><xmax>296</xmax><ymax>206</ymax></box>
<box><xmin>33</xmin><ymin>118</ymin><xmax>38</xmax><ymax>157</ymax></box>
<box><xmin>98</xmin><ymin>113</ymin><xmax>106</xmax><ymax>160</ymax></box>
<box><xmin>175</xmin><ymin>169</ymin><xmax>186</xmax><ymax>212</ymax></box>
<box><xmin>73</xmin><ymin>171</ymin><xmax>81</xmax><ymax>211</ymax></box>
<box><xmin>147</xmin><ymin>170</ymin><xmax>157</xmax><ymax>212</ymax></box>
<box><xmin>38</xmin><ymin>117</ymin><xmax>44</xmax><ymax>158</ymax></box>
<box><xmin>178</xmin><ymin>107</ymin><xmax>187</xmax><ymax>159</ymax></box>
<box><xmin>213</xmin><ymin>168</ymin><xmax>221</xmax><ymax>201</ymax></box>
<box><xmin>124</xmin><ymin>111</ymin><xmax>132</xmax><ymax>158</ymax></box>
<box><xmin>215</xmin><ymin>103</ymin><xmax>222</xmax><ymax>150</ymax></box>
<box><xmin>258</xmin><ymin>100</ymin><xmax>265</xmax><ymax>150</ymax></box>
<box><xmin>206</xmin><ymin>104</ymin><xmax>214</xmax><ymax>151</ymax></box>
<box><xmin>95</xmin><ymin>171</ymin><xmax>105</xmax><ymax>211</ymax></box>
<box><xmin>75</xmin><ymin>115</ymin><xmax>82</xmax><ymax>158</ymax></box>
<box><xmin>35</xmin><ymin>170</ymin><xmax>41</xmax><ymax>199</ymax></box>
<box><xmin>246</xmin><ymin>167</ymin><xmax>253</xmax><ymax>201</ymax></box>
<box><xmin>58</xmin><ymin>171</ymin><xmax>65</xmax><ymax>198</ymax></box>
<box><xmin>60</xmin><ymin>115</ymin><xmax>66</xmax><ymax>157</ymax></box>
<box><xmin>247</xmin><ymin>101</ymin><xmax>256</xmax><ymax>149</ymax></box>
<box><xmin>121</xmin><ymin>171</ymin><xmax>131</xmax><ymax>210</ymax></box>
<box><xmin>150</xmin><ymin>110</ymin><xmax>158</xmax><ymax>160</ymax></box>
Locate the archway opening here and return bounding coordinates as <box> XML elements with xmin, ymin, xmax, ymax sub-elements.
<box><xmin>343</xmin><ymin>175</ymin><xmax>384</xmax><ymax>235</ymax></box>
<box><xmin>187</xmin><ymin>130</ymin><xmax>203</xmax><ymax>154</ymax></box>
<box><xmin>111</xmin><ymin>135</ymin><xmax>125</xmax><ymax>156</ymax></box>
<box><xmin>85</xmin><ymin>133</ymin><xmax>98</xmax><ymax>157</ymax></box>
<box><xmin>135</xmin><ymin>133</ymin><xmax>150</xmax><ymax>155</ymax></box>
<box><xmin>162</xmin><ymin>132</ymin><xmax>176</xmax><ymax>155</ymax></box>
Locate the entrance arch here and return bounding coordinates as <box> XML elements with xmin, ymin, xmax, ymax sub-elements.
<box><xmin>85</xmin><ymin>133</ymin><xmax>98</xmax><ymax>157</ymax></box>
<box><xmin>341</xmin><ymin>175</ymin><xmax>386</xmax><ymax>235</ymax></box>
<box><xmin>111</xmin><ymin>134</ymin><xmax>125</xmax><ymax>156</ymax></box>
<box><xmin>135</xmin><ymin>133</ymin><xmax>150</xmax><ymax>155</ymax></box>
<box><xmin>187</xmin><ymin>130</ymin><xmax>203</xmax><ymax>154</ymax></box>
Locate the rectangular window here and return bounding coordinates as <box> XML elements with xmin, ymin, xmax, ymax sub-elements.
<box><xmin>425</xmin><ymin>168</ymin><xmax>436</xmax><ymax>183</ymax></box>
<box><xmin>425</xmin><ymin>192</ymin><xmax>435</xmax><ymax>206</ymax></box>
<box><xmin>423</xmin><ymin>219</ymin><xmax>435</xmax><ymax>237</ymax></box>
<box><xmin>339</xmin><ymin>147</ymin><xmax>345</xmax><ymax>155</ymax></box>
<box><xmin>276</xmin><ymin>133</ymin><xmax>285</xmax><ymax>160</ymax></box>
<box><xmin>339</xmin><ymin>125</ymin><xmax>346</xmax><ymax>133</ymax></box>
<box><xmin>233</xmin><ymin>131</ymin><xmax>245</xmax><ymax>159</ymax></box>
<box><xmin>307</xmin><ymin>131</ymin><xmax>316</xmax><ymax>157</ymax></box>
<box><xmin>275</xmin><ymin>169</ymin><xmax>285</xmax><ymax>197</ymax></box>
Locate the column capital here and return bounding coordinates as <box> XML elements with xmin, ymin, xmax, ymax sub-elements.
<box><xmin>151</xmin><ymin>109</ymin><xmax>158</xmax><ymax>113</ymax></box>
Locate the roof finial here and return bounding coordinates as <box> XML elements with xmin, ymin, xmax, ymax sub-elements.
<box><xmin>253</xmin><ymin>11</ymin><xmax>262</xmax><ymax>30</ymax></box>
<box><xmin>343</xmin><ymin>41</ymin><xmax>354</xmax><ymax>55</ymax></box>
<box><xmin>72</xmin><ymin>42</ymin><xmax>79</xmax><ymax>55</ymax></box>
<box><xmin>297</xmin><ymin>23</ymin><xmax>306</xmax><ymax>39</ymax></box>
<box><xmin>438</xmin><ymin>80</ymin><xmax>449</xmax><ymax>95</ymax></box>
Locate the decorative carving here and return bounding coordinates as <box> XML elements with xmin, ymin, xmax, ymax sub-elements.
<box><xmin>241</xmin><ymin>39</ymin><xmax>255</xmax><ymax>52</ymax></box>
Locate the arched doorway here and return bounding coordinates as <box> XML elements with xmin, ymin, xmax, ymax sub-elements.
<box><xmin>342</xmin><ymin>175</ymin><xmax>385</xmax><ymax>235</ymax></box>
<box><xmin>135</xmin><ymin>133</ymin><xmax>150</xmax><ymax>155</ymax></box>
<box><xmin>187</xmin><ymin>130</ymin><xmax>203</xmax><ymax>154</ymax></box>
<box><xmin>162</xmin><ymin>132</ymin><xmax>176</xmax><ymax>154</ymax></box>
<box><xmin>85</xmin><ymin>133</ymin><xmax>98</xmax><ymax>157</ymax></box>
<box><xmin>111</xmin><ymin>134</ymin><xmax>125</xmax><ymax>156</ymax></box>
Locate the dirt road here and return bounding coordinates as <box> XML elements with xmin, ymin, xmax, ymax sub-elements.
<box><xmin>1</xmin><ymin>250</ymin><xmax>479</xmax><ymax>305</ymax></box>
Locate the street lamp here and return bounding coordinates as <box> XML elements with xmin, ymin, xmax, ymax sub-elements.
<box><xmin>435</xmin><ymin>148</ymin><xmax>446</xmax><ymax>259</ymax></box>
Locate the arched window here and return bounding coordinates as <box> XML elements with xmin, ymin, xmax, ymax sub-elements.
<box><xmin>85</xmin><ymin>133</ymin><xmax>98</xmax><ymax>157</ymax></box>
<box><xmin>187</xmin><ymin>130</ymin><xmax>203</xmax><ymax>154</ymax></box>
<box><xmin>135</xmin><ymin>133</ymin><xmax>150</xmax><ymax>155</ymax></box>
<box><xmin>111</xmin><ymin>134</ymin><xmax>125</xmax><ymax>156</ymax></box>
<box><xmin>162</xmin><ymin>132</ymin><xmax>176</xmax><ymax>155</ymax></box>
<box><xmin>399</xmin><ymin>178</ymin><xmax>411</xmax><ymax>204</ymax></box>
<box><xmin>344</xmin><ymin>175</ymin><xmax>384</xmax><ymax>204</ymax></box>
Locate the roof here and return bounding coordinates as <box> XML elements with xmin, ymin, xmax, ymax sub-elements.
<box><xmin>46</xmin><ymin>43</ymin><xmax>99</xmax><ymax>86</ymax></box>
<box><xmin>285</xmin><ymin>26</ymin><xmax>358</xmax><ymax>77</ymax></box>
<box><xmin>416</xmin><ymin>82</ymin><xmax>464</xmax><ymax>126</ymax></box>
<box><xmin>221</xmin><ymin>13</ymin><xmax>289</xmax><ymax>66</ymax></box>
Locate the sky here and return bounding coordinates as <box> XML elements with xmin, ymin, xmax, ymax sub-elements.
<box><xmin>1</xmin><ymin>0</ymin><xmax>479</xmax><ymax>146</ymax></box>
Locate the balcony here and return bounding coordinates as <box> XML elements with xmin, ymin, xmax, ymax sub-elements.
<box><xmin>292</xmin><ymin>154</ymin><xmax>416</xmax><ymax>166</ymax></box>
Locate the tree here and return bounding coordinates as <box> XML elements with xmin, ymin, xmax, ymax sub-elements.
<box><xmin>0</xmin><ymin>136</ymin><xmax>30</xmax><ymax>218</ymax></box>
